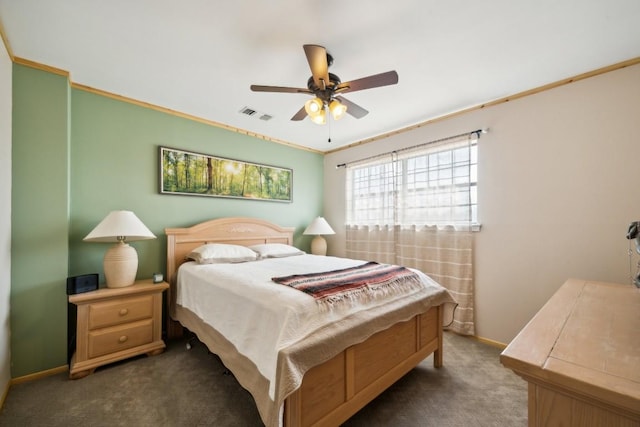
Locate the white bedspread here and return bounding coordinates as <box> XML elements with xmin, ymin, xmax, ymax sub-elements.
<box><xmin>176</xmin><ymin>254</ymin><xmax>447</xmax><ymax>400</ymax></box>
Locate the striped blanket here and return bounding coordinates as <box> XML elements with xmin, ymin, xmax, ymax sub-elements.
<box><xmin>271</xmin><ymin>261</ymin><xmax>424</xmax><ymax>309</ymax></box>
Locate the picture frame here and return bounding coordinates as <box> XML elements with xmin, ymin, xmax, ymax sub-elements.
<box><xmin>159</xmin><ymin>146</ymin><xmax>292</xmax><ymax>202</ymax></box>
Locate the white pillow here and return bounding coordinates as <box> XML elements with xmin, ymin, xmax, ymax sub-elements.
<box><xmin>186</xmin><ymin>243</ymin><xmax>258</xmax><ymax>264</ymax></box>
<box><xmin>249</xmin><ymin>243</ymin><xmax>305</xmax><ymax>259</ymax></box>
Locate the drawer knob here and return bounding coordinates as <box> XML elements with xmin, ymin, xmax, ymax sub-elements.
<box><xmin>119</xmin><ymin>308</ymin><xmax>129</xmax><ymax>316</ymax></box>
<box><xmin>118</xmin><ymin>335</ymin><xmax>128</xmax><ymax>343</ymax></box>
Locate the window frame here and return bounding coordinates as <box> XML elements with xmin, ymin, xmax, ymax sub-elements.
<box><xmin>346</xmin><ymin>137</ymin><xmax>479</xmax><ymax>229</ymax></box>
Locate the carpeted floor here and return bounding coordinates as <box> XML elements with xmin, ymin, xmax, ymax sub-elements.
<box><xmin>0</xmin><ymin>332</ymin><xmax>527</xmax><ymax>426</ymax></box>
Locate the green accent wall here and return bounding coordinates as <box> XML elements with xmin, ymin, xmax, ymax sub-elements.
<box><xmin>11</xmin><ymin>65</ymin><xmax>325</xmax><ymax>377</ymax></box>
<box><xmin>11</xmin><ymin>65</ymin><xmax>70</xmax><ymax>377</ymax></box>
<box><xmin>68</xmin><ymin>89</ymin><xmax>324</xmax><ymax>281</ymax></box>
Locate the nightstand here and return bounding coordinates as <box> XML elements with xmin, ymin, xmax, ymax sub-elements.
<box><xmin>68</xmin><ymin>279</ymin><xmax>169</xmax><ymax>379</ymax></box>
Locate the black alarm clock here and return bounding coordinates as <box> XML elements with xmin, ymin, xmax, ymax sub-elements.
<box><xmin>66</xmin><ymin>274</ymin><xmax>99</xmax><ymax>295</ymax></box>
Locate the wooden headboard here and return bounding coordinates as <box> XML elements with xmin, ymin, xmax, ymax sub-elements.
<box><xmin>164</xmin><ymin>217</ymin><xmax>294</xmax><ymax>337</ymax></box>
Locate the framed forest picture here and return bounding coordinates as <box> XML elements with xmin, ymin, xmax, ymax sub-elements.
<box><xmin>159</xmin><ymin>146</ymin><xmax>292</xmax><ymax>202</ymax></box>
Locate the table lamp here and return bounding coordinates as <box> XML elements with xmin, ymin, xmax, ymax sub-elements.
<box><xmin>83</xmin><ymin>210</ymin><xmax>156</xmax><ymax>288</ymax></box>
<box><xmin>303</xmin><ymin>217</ymin><xmax>335</xmax><ymax>256</ymax></box>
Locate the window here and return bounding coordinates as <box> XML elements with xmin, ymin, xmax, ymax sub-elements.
<box><xmin>346</xmin><ymin>135</ymin><xmax>478</xmax><ymax>228</ymax></box>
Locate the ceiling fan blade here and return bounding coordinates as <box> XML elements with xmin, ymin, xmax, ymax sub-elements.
<box><xmin>335</xmin><ymin>96</ymin><xmax>369</xmax><ymax>119</ymax></box>
<box><xmin>303</xmin><ymin>44</ymin><xmax>330</xmax><ymax>89</ymax></box>
<box><xmin>291</xmin><ymin>106</ymin><xmax>307</xmax><ymax>121</ymax></box>
<box><xmin>250</xmin><ymin>85</ymin><xmax>312</xmax><ymax>94</ymax></box>
<box><xmin>336</xmin><ymin>70</ymin><xmax>399</xmax><ymax>94</ymax></box>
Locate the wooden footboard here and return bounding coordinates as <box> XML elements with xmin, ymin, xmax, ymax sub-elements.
<box><xmin>284</xmin><ymin>305</ymin><xmax>443</xmax><ymax>427</ymax></box>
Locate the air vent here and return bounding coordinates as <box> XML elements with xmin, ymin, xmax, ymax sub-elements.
<box><xmin>239</xmin><ymin>106</ymin><xmax>274</xmax><ymax>121</ymax></box>
<box><xmin>240</xmin><ymin>107</ymin><xmax>257</xmax><ymax>116</ymax></box>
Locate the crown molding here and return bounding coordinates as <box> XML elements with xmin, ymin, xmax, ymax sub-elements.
<box><xmin>10</xmin><ymin>56</ymin><xmax>322</xmax><ymax>154</ymax></box>
<box><xmin>70</xmin><ymin>81</ymin><xmax>321</xmax><ymax>153</ymax></box>
<box><xmin>326</xmin><ymin>56</ymin><xmax>640</xmax><ymax>155</ymax></box>
<box><xmin>0</xmin><ymin>17</ymin><xmax>14</xmax><ymax>60</ymax></box>
<box><xmin>13</xmin><ymin>56</ymin><xmax>69</xmax><ymax>78</ymax></box>
<box><xmin>8</xmin><ymin>48</ymin><xmax>639</xmax><ymax>156</ymax></box>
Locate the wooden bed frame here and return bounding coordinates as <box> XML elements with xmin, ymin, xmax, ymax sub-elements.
<box><xmin>165</xmin><ymin>217</ymin><xmax>445</xmax><ymax>427</ymax></box>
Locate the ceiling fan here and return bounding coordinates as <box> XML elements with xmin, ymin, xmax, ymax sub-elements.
<box><xmin>250</xmin><ymin>44</ymin><xmax>399</xmax><ymax>125</ymax></box>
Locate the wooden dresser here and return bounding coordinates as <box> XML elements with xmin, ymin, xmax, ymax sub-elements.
<box><xmin>69</xmin><ymin>280</ymin><xmax>169</xmax><ymax>379</ymax></box>
<box><xmin>501</xmin><ymin>278</ymin><xmax>640</xmax><ymax>426</ymax></box>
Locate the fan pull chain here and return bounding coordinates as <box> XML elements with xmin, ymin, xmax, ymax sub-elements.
<box><xmin>327</xmin><ymin>107</ymin><xmax>332</xmax><ymax>143</ymax></box>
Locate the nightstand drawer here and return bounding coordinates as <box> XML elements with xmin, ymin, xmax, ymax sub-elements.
<box><xmin>88</xmin><ymin>319</ymin><xmax>154</xmax><ymax>359</ymax></box>
<box><xmin>88</xmin><ymin>295</ymin><xmax>153</xmax><ymax>330</ymax></box>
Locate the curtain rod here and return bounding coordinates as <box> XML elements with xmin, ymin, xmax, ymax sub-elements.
<box><xmin>335</xmin><ymin>128</ymin><xmax>488</xmax><ymax>168</ymax></box>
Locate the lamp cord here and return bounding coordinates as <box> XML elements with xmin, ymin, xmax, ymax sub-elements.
<box><xmin>630</xmin><ymin>242</ymin><xmax>633</xmax><ymax>285</ymax></box>
<box><xmin>629</xmin><ymin>240</ymin><xmax>640</xmax><ymax>287</ymax></box>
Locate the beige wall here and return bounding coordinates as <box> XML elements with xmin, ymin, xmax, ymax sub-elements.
<box><xmin>324</xmin><ymin>63</ymin><xmax>640</xmax><ymax>345</ymax></box>
<box><xmin>0</xmin><ymin>34</ymin><xmax>12</xmax><ymax>394</ymax></box>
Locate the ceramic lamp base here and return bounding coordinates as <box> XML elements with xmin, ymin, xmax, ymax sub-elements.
<box><xmin>103</xmin><ymin>241</ymin><xmax>138</xmax><ymax>288</ymax></box>
<box><xmin>310</xmin><ymin>235</ymin><xmax>328</xmax><ymax>256</ymax></box>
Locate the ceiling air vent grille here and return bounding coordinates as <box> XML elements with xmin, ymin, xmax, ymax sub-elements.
<box><xmin>240</xmin><ymin>107</ymin><xmax>257</xmax><ymax>116</ymax></box>
<box><xmin>240</xmin><ymin>106</ymin><xmax>273</xmax><ymax>121</ymax></box>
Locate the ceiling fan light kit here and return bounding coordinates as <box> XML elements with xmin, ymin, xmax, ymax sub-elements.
<box><xmin>304</xmin><ymin>96</ymin><xmax>346</xmax><ymax>124</ymax></box>
<box><xmin>304</xmin><ymin>97</ymin><xmax>323</xmax><ymax>116</ymax></box>
<box><xmin>311</xmin><ymin>109</ymin><xmax>327</xmax><ymax>125</ymax></box>
<box><xmin>250</xmin><ymin>44</ymin><xmax>399</xmax><ymax>126</ymax></box>
<box><xmin>329</xmin><ymin>99</ymin><xmax>347</xmax><ymax>120</ymax></box>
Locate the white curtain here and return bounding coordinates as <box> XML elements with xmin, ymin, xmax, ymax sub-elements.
<box><xmin>345</xmin><ymin>225</ymin><xmax>475</xmax><ymax>335</ymax></box>
<box><xmin>345</xmin><ymin>225</ymin><xmax>396</xmax><ymax>264</ymax></box>
<box><xmin>345</xmin><ymin>133</ymin><xmax>478</xmax><ymax>335</ymax></box>
<box><xmin>396</xmin><ymin>226</ymin><xmax>474</xmax><ymax>335</ymax></box>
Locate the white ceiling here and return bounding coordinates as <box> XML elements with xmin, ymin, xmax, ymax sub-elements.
<box><xmin>1</xmin><ymin>0</ymin><xmax>639</xmax><ymax>153</ymax></box>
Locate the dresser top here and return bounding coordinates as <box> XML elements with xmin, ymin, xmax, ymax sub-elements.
<box><xmin>501</xmin><ymin>278</ymin><xmax>640</xmax><ymax>415</ymax></box>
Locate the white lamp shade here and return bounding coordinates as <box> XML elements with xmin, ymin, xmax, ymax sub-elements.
<box><xmin>84</xmin><ymin>210</ymin><xmax>156</xmax><ymax>242</ymax></box>
<box><xmin>303</xmin><ymin>217</ymin><xmax>335</xmax><ymax>236</ymax></box>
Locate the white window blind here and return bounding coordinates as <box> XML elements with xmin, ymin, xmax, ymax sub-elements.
<box><xmin>346</xmin><ymin>133</ymin><xmax>478</xmax><ymax>228</ymax></box>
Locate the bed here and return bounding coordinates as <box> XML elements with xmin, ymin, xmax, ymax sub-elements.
<box><xmin>165</xmin><ymin>217</ymin><xmax>455</xmax><ymax>427</ymax></box>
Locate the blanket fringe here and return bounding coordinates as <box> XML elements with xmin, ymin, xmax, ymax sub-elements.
<box><xmin>316</xmin><ymin>275</ymin><xmax>425</xmax><ymax>311</ymax></box>
<box><xmin>272</xmin><ymin>262</ymin><xmax>427</xmax><ymax>312</ymax></box>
